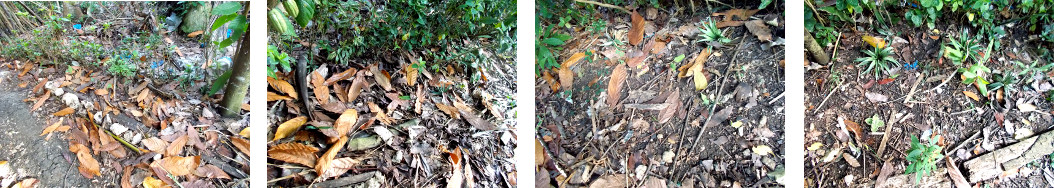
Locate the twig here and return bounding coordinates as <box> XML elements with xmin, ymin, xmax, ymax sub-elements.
<box><xmin>903</xmin><ymin>72</ymin><xmax>925</xmax><ymax>107</ymax></box>
<box><xmin>804</xmin><ymin>0</ymin><xmax>825</xmax><ymax>24</ymax></box>
<box><xmin>767</xmin><ymin>92</ymin><xmax>784</xmax><ymax>105</ymax></box>
<box><xmin>812</xmin><ymin>84</ymin><xmax>840</xmax><ymax>114</ymax></box>
<box><xmin>87</xmin><ymin>114</ymin><xmax>142</xmax><ymax>154</ymax></box>
<box><xmin>875</xmin><ymin>111</ymin><xmax>901</xmax><ymax>158</ymax></box>
<box><xmin>573</xmin><ymin>0</ymin><xmax>630</xmax><ymax>13</ymax></box>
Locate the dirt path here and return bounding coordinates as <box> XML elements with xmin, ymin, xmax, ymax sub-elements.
<box><xmin>0</xmin><ymin>72</ymin><xmax>93</xmax><ymax>187</ymax></box>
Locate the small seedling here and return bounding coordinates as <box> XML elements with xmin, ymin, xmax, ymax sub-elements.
<box><xmin>865</xmin><ymin>114</ymin><xmax>884</xmax><ymax>132</ymax></box>
<box><xmin>697</xmin><ymin>19</ymin><xmax>732</xmax><ymax>44</ymax></box>
<box><xmin>854</xmin><ymin>44</ymin><xmax>898</xmax><ymax>79</ymax></box>
<box><xmin>943</xmin><ymin>30</ymin><xmax>983</xmax><ymax>66</ymax></box>
<box><xmin>958</xmin><ymin>63</ymin><xmax>992</xmax><ymax>96</ymax></box>
<box><xmin>906</xmin><ymin>135</ymin><xmax>943</xmax><ymax>183</ymax></box>
<box><xmin>1014</xmin><ymin>60</ymin><xmax>1054</xmax><ymax>83</ymax></box>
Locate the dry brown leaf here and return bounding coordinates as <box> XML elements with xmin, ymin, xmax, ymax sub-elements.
<box><xmin>347</xmin><ymin>71</ymin><xmax>366</xmax><ymax>102</ymax></box>
<box><xmin>657</xmin><ymin>90</ymin><xmax>681</xmax><ymax>124</ymax></box>
<box><xmin>315</xmin><ymin>136</ymin><xmax>349</xmax><ymax>182</ymax></box>
<box><xmin>13</xmin><ymin>178</ymin><xmax>38</xmax><ymax>188</ymax></box>
<box><xmin>30</xmin><ymin>91</ymin><xmax>50</xmax><ymax>112</ymax></box>
<box><xmin>195</xmin><ymin>165</ymin><xmax>231</xmax><ymax>180</ymax></box>
<box><xmin>946</xmin><ymin>157</ymin><xmax>970</xmax><ymax>188</ymax></box>
<box><xmin>137</xmin><ymin>88</ymin><xmax>151</xmax><ymax>102</ymax></box>
<box><xmin>311</xmin><ymin>67</ymin><xmax>331</xmax><ymax>105</ymax></box>
<box><xmin>142</xmin><ymin>176</ymin><xmax>165</xmax><ymax>188</ymax></box>
<box><xmin>606</xmin><ymin>64</ymin><xmax>628</xmax><ymax>107</ymax></box>
<box><xmin>267</xmin><ymin>92</ymin><xmax>293</xmax><ymax>101</ymax></box>
<box><xmin>142</xmin><ymin>137</ymin><xmax>168</xmax><ymax>153</ymax></box>
<box><xmin>186</xmin><ymin>30</ymin><xmax>204</xmax><ymax>38</ymax></box>
<box><xmin>436</xmin><ymin>102</ymin><xmax>461</xmax><ymax>119</ymax></box>
<box><xmin>844</xmin><ymin>118</ymin><xmax>864</xmax><ymax>139</ymax></box>
<box><xmin>158</xmin><ymin>155</ymin><xmax>200</xmax><ymax>176</ymax></box>
<box><xmin>268</xmin><ymin>142</ymin><xmax>320</xmax><ymax>167</ymax></box>
<box><xmin>744</xmin><ymin>20</ymin><xmax>772</xmax><ymax>42</ymax></box>
<box><xmin>371</xmin><ymin>65</ymin><xmax>393</xmax><ymax>91</ymax></box>
<box><xmin>368</xmin><ymin>102</ymin><xmax>395</xmax><ymax>125</ymax></box>
<box><xmin>317</xmin><ymin>157</ymin><xmax>362</xmax><ymax>181</ymax></box>
<box><xmin>74</xmin><ymin>143</ymin><xmax>101</xmax><ymax>178</ymax></box>
<box><xmin>267</xmin><ymin>77</ymin><xmax>298</xmax><ymax>99</ymax></box>
<box><xmin>324</xmin><ymin>68</ymin><xmax>356</xmax><ymax>86</ymax></box>
<box><xmin>166</xmin><ymin>135</ymin><xmax>187</xmax><ymax>156</ymax></box>
<box><xmin>273</xmin><ymin>116</ymin><xmax>308</xmax><ymax>141</ymax></box>
<box><xmin>542</xmin><ymin>71</ymin><xmax>560</xmax><ymax>91</ymax></box>
<box><xmin>690</xmin><ymin>48</ymin><xmax>712</xmax><ymax>91</ymax></box>
<box><xmin>454</xmin><ymin>100</ymin><xmax>497</xmax><ymax>130</ymax></box>
<box><xmin>405</xmin><ymin>64</ymin><xmax>419</xmax><ymax>87</ymax></box>
<box><xmin>628</xmin><ymin>11</ymin><xmax>645</xmax><ymax>46</ymax></box>
<box><xmin>121</xmin><ymin>166</ymin><xmax>133</xmax><ymax>188</ymax></box>
<box><xmin>557</xmin><ymin>52</ymin><xmax>587</xmax><ymax>91</ymax></box>
<box><xmin>231</xmin><ymin>137</ymin><xmax>250</xmax><ymax>155</ymax></box>
<box><xmin>331</xmin><ymin>109</ymin><xmax>359</xmax><ymax>140</ymax></box>
<box><xmin>712</xmin><ymin>9</ymin><xmax>760</xmax><ymax>22</ymax></box>
<box><xmin>53</xmin><ymin>107</ymin><xmax>75</xmax><ymax>116</ymax></box>
<box><xmin>963</xmin><ymin>90</ymin><xmax>980</xmax><ymax>101</ymax></box>
<box><xmin>40</xmin><ymin>118</ymin><xmax>65</xmax><ymax>136</ymax></box>
<box><xmin>319</xmin><ymin>101</ymin><xmax>348</xmax><ymax>113</ymax></box>
<box><xmin>588</xmin><ymin>174</ymin><xmax>630</xmax><ymax>188</ymax></box>
<box><xmin>625</xmin><ymin>50</ymin><xmax>647</xmax><ymax>69</ymax></box>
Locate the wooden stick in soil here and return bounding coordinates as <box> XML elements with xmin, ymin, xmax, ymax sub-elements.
<box><xmin>875</xmin><ymin>110</ymin><xmax>900</xmax><ymax>158</ymax></box>
<box><xmin>805</xmin><ymin>30</ymin><xmax>831</xmax><ymax>65</ymax></box>
<box><xmin>902</xmin><ymin>72</ymin><xmax>925</xmax><ymax>107</ymax></box>
<box><xmin>573</xmin><ymin>0</ymin><xmax>630</xmax><ymax>13</ymax></box>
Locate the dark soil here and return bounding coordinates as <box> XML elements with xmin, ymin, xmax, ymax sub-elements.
<box><xmin>536</xmin><ymin>4</ymin><xmax>786</xmax><ymax>187</ymax></box>
<box><xmin>804</xmin><ymin>19</ymin><xmax>1054</xmax><ymax>187</ymax></box>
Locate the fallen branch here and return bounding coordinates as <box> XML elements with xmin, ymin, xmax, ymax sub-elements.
<box><xmin>86</xmin><ymin>114</ymin><xmax>142</xmax><ymax>154</ymax></box>
<box><xmin>573</xmin><ymin>0</ymin><xmax>630</xmax><ymax>13</ymax></box>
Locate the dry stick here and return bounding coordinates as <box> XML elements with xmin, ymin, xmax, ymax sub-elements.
<box><xmin>573</xmin><ymin>0</ymin><xmax>630</xmax><ymax>13</ymax></box>
<box><xmin>668</xmin><ymin>99</ymin><xmax>694</xmax><ymax>178</ymax></box>
<box><xmin>812</xmin><ymin>84</ymin><xmax>840</xmax><ymax>114</ymax></box>
<box><xmin>902</xmin><ymin>72</ymin><xmax>926</xmax><ymax>107</ymax></box>
<box><xmin>875</xmin><ymin>111</ymin><xmax>901</xmax><ymax>158</ymax></box>
<box><xmin>804</xmin><ymin>0</ymin><xmax>825</xmax><ymax>24</ymax></box>
<box><xmin>16</xmin><ymin>1</ymin><xmax>43</xmax><ymax>24</ymax></box>
<box><xmin>679</xmin><ymin>40</ymin><xmax>745</xmax><ymax>181</ymax></box>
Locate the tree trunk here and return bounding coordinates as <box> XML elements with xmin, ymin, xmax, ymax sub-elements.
<box><xmin>218</xmin><ymin>28</ymin><xmax>250</xmax><ymax>117</ymax></box>
<box><xmin>805</xmin><ymin>30</ymin><xmax>830</xmax><ymax>65</ymax></box>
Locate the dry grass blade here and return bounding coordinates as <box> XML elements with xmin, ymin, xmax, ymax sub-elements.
<box><xmin>273</xmin><ymin>116</ymin><xmax>308</xmax><ymax>141</ymax></box>
<box><xmin>606</xmin><ymin>64</ymin><xmax>628</xmax><ymax>107</ymax></box>
<box><xmin>268</xmin><ymin>142</ymin><xmax>320</xmax><ymax>167</ymax></box>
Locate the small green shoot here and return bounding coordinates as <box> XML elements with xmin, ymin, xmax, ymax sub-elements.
<box><xmin>854</xmin><ymin>45</ymin><xmax>898</xmax><ymax>79</ymax></box>
<box><xmin>866</xmin><ymin>114</ymin><xmax>884</xmax><ymax>132</ymax></box>
<box><xmin>697</xmin><ymin>19</ymin><xmax>732</xmax><ymax>44</ymax></box>
<box><xmin>905</xmin><ymin>135</ymin><xmax>943</xmax><ymax>183</ymax></box>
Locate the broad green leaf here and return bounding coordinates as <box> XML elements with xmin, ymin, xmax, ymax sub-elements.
<box><xmin>295</xmin><ymin>0</ymin><xmax>315</xmax><ymax>26</ymax></box>
<box><xmin>541</xmin><ymin>38</ymin><xmax>564</xmax><ymax>46</ymax></box>
<box><xmin>673</xmin><ymin>54</ymin><xmax>686</xmax><ymax>63</ymax></box>
<box><xmin>211</xmin><ymin>14</ymin><xmax>237</xmax><ymax>31</ymax></box>
<box><xmin>209</xmin><ymin>69</ymin><xmax>234</xmax><ymax>96</ymax></box>
<box><xmin>212</xmin><ymin>2</ymin><xmax>243</xmax><ymax>15</ymax></box>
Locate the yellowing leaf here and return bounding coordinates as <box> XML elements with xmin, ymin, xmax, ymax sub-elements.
<box><xmin>863</xmin><ymin>35</ymin><xmax>886</xmax><ymax>49</ymax></box>
<box><xmin>267</xmin><ymin>77</ymin><xmax>298</xmax><ymax>99</ymax></box>
<box><xmin>186</xmin><ymin>30</ymin><xmax>204</xmax><ymax>38</ymax></box>
<box><xmin>808</xmin><ymin>142</ymin><xmax>823</xmax><ymax>151</ymax></box>
<box><xmin>730</xmin><ymin>120</ymin><xmax>743</xmax><ymax>128</ymax></box>
<box><xmin>405</xmin><ymin>64</ymin><xmax>419</xmax><ymax>87</ymax></box>
<box><xmin>53</xmin><ymin>107</ymin><xmax>75</xmax><ymax>116</ymax></box>
<box><xmin>963</xmin><ymin>90</ymin><xmax>980</xmax><ymax>101</ymax></box>
<box><xmin>239</xmin><ymin>127</ymin><xmax>250</xmax><ymax>138</ymax></box>
<box><xmin>331</xmin><ymin>109</ymin><xmax>359</xmax><ymax>140</ymax></box>
<box><xmin>606</xmin><ymin>64</ymin><xmax>628</xmax><ymax>107</ymax></box>
<box><xmin>272</xmin><ymin>116</ymin><xmax>307</xmax><ymax>141</ymax></box>
<box><xmin>752</xmin><ymin>145</ymin><xmax>773</xmax><ymax>156</ymax></box>
<box><xmin>690</xmin><ymin>48</ymin><xmax>712</xmax><ymax>91</ymax></box>
<box><xmin>158</xmin><ymin>155</ymin><xmax>200</xmax><ymax>176</ymax></box>
<box><xmin>268</xmin><ymin>142</ymin><xmax>320</xmax><ymax>167</ymax></box>
<box><xmin>628</xmin><ymin>11</ymin><xmax>645</xmax><ymax>46</ymax></box>
<box><xmin>142</xmin><ymin>177</ymin><xmax>165</xmax><ymax>188</ymax></box>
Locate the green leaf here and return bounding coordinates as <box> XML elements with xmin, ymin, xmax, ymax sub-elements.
<box><xmin>209</xmin><ymin>69</ymin><xmax>233</xmax><ymax>96</ymax></box>
<box><xmin>211</xmin><ymin>14</ymin><xmax>238</xmax><ymax>31</ymax></box>
<box><xmin>758</xmin><ymin>0</ymin><xmax>773</xmax><ymax>9</ymax></box>
<box><xmin>212</xmin><ymin>2</ymin><xmax>243</xmax><ymax>15</ymax></box>
<box><xmin>541</xmin><ymin>38</ymin><xmax>564</xmax><ymax>46</ymax></box>
<box><xmin>295</xmin><ymin>0</ymin><xmax>315</xmax><ymax>26</ymax></box>
<box><xmin>673</xmin><ymin>54</ymin><xmax>686</xmax><ymax>63</ymax></box>
<box><xmin>399</xmin><ymin>95</ymin><xmax>411</xmax><ymax>100</ymax></box>
<box><xmin>228</xmin><ymin>15</ymin><xmax>248</xmax><ymax>40</ymax></box>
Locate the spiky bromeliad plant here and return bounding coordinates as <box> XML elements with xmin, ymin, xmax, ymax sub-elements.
<box><xmin>905</xmin><ymin>135</ymin><xmax>943</xmax><ymax>183</ymax></box>
<box><xmin>854</xmin><ymin>44</ymin><xmax>898</xmax><ymax>79</ymax></box>
<box><xmin>697</xmin><ymin>19</ymin><xmax>732</xmax><ymax>44</ymax></box>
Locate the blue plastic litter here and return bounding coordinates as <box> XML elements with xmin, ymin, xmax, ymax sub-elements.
<box><xmin>904</xmin><ymin>60</ymin><xmax>918</xmax><ymax>70</ymax></box>
<box><xmin>73</xmin><ymin>24</ymin><xmax>82</xmax><ymax>30</ymax></box>
<box><xmin>151</xmin><ymin>61</ymin><xmax>164</xmax><ymax>69</ymax></box>
<box><xmin>227</xmin><ymin>29</ymin><xmax>232</xmax><ymax>38</ymax></box>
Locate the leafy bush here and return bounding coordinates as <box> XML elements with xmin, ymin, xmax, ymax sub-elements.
<box><xmin>267</xmin><ymin>45</ymin><xmax>293</xmax><ymax>79</ymax></box>
<box><xmin>906</xmin><ymin>135</ymin><xmax>943</xmax><ymax>183</ymax></box>
<box><xmin>106</xmin><ymin>57</ymin><xmax>136</xmax><ymax>78</ymax></box>
<box><xmin>854</xmin><ymin>44</ymin><xmax>898</xmax><ymax>79</ymax></box>
<box><xmin>535</xmin><ymin>23</ymin><xmax>571</xmax><ymax>75</ymax></box>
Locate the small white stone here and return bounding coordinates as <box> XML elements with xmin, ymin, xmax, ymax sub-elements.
<box><xmin>128</xmin><ymin>132</ymin><xmax>142</xmax><ymax>145</ymax></box>
<box><xmin>110</xmin><ymin>123</ymin><xmax>128</xmax><ymax>136</ymax></box>
<box><xmin>61</xmin><ymin>93</ymin><xmax>80</xmax><ymax>109</ymax></box>
<box><xmin>153</xmin><ymin>154</ymin><xmax>162</xmax><ymax>161</ymax></box>
<box><xmin>662</xmin><ymin>151</ymin><xmax>676</xmax><ymax>163</ymax></box>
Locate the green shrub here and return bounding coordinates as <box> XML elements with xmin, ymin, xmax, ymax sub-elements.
<box><xmin>106</xmin><ymin>57</ymin><xmax>136</xmax><ymax>78</ymax></box>
<box><xmin>905</xmin><ymin>135</ymin><xmax>943</xmax><ymax>183</ymax></box>
<box><xmin>697</xmin><ymin>19</ymin><xmax>732</xmax><ymax>44</ymax></box>
<box><xmin>854</xmin><ymin>44</ymin><xmax>898</xmax><ymax>79</ymax></box>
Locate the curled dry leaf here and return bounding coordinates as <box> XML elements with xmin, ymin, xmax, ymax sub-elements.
<box><xmin>273</xmin><ymin>116</ymin><xmax>308</xmax><ymax>141</ymax></box>
<box><xmin>268</xmin><ymin>142</ymin><xmax>320</xmax><ymax>167</ymax></box>
<box><xmin>607</xmin><ymin>64</ymin><xmax>628</xmax><ymax>107</ymax></box>
<box><xmin>690</xmin><ymin>48</ymin><xmax>712</xmax><ymax>91</ymax></box>
<box><xmin>158</xmin><ymin>155</ymin><xmax>201</xmax><ymax>176</ymax></box>
<box><xmin>862</xmin><ymin>35</ymin><xmax>887</xmax><ymax>49</ymax></box>
<box><xmin>323</xmin><ymin>68</ymin><xmax>356</xmax><ymax>86</ymax></box>
<box><xmin>368</xmin><ymin>102</ymin><xmax>395</xmax><ymax>125</ymax></box>
<box><xmin>317</xmin><ymin>157</ymin><xmax>362</xmax><ymax>181</ymax></box>
<box><xmin>744</xmin><ymin>20</ymin><xmax>772</xmax><ymax>42</ymax></box>
<box><xmin>963</xmin><ymin>90</ymin><xmax>980</xmax><ymax>101</ymax></box>
<box><xmin>628</xmin><ymin>11</ymin><xmax>645</xmax><ymax>46</ymax></box>
<box><xmin>330</xmin><ymin>109</ymin><xmax>359</xmax><ymax>141</ymax></box>
<box><xmin>347</xmin><ymin>71</ymin><xmax>366</xmax><ymax>102</ymax></box>
<box><xmin>267</xmin><ymin>77</ymin><xmax>298</xmax><ymax>99</ymax></box>
<box><xmin>53</xmin><ymin>107</ymin><xmax>75</xmax><ymax>117</ymax></box>
<box><xmin>315</xmin><ymin>136</ymin><xmax>349</xmax><ymax>182</ymax></box>
<box><xmin>371</xmin><ymin>65</ymin><xmax>393</xmax><ymax>91</ymax></box>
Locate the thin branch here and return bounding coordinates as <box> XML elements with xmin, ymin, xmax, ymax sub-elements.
<box><xmin>573</xmin><ymin>0</ymin><xmax>630</xmax><ymax>13</ymax></box>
